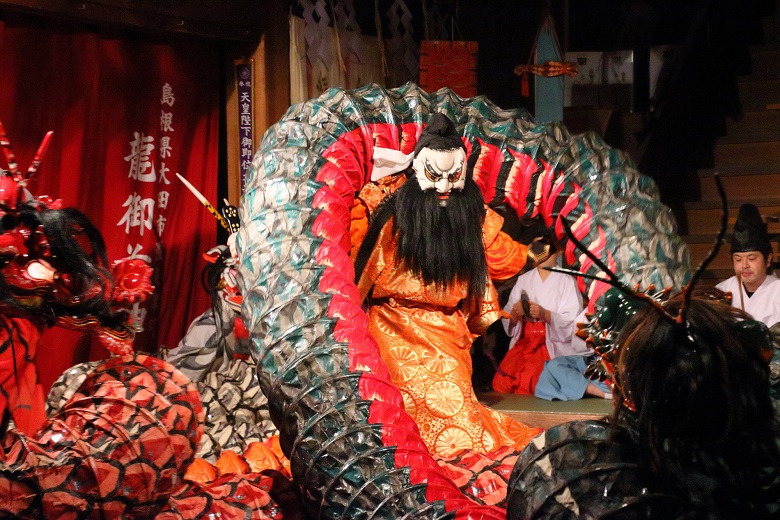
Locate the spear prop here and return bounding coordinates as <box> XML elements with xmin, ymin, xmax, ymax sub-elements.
<box><xmin>175</xmin><ymin>172</ymin><xmax>231</xmax><ymax>232</ymax></box>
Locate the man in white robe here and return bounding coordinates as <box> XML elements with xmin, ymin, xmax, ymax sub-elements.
<box><xmin>716</xmin><ymin>204</ymin><xmax>779</xmax><ymax>329</ymax></box>
<box><xmin>717</xmin><ymin>273</ymin><xmax>780</xmax><ymax>328</ymax></box>
<box><xmin>501</xmin><ymin>258</ymin><xmax>583</xmax><ymax>355</ymax></box>
<box><xmin>716</xmin><ymin>204</ymin><xmax>780</xmax><ymax>412</ymax></box>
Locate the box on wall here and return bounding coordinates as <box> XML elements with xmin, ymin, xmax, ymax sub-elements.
<box><xmin>604</xmin><ymin>50</ymin><xmax>634</xmax><ymax>85</ymax></box>
<box><xmin>564</xmin><ymin>51</ymin><xmax>603</xmax><ymax>85</ymax></box>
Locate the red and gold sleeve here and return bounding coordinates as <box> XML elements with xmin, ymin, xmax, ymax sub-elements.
<box><xmin>349</xmin><ymin>198</ymin><xmax>370</xmax><ymax>261</ymax></box>
<box><xmin>463</xmin><ymin>282</ymin><xmax>505</xmax><ymax>336</ymax></box>
<box><xmin>349</xmin><ymin>173</ymin><xmax>407</xmax><ymax>260</ymax></box>
<box><xmin>483</xmin><ymin>207</ymin><xmax>527</xmax><ymax>282</ymax></box>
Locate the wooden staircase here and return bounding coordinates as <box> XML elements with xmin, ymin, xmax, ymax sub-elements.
<box><xmin>683</xmin><ymin>6</ymin><xmax>780</xmax><ymax>282</ymax></box>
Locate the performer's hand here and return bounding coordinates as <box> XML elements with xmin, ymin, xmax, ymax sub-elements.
<box><xmin>511</xmin><ymin>301</ymin><xmax>525</xmax><ymax>321</ymax></box>
<box><xmin>528</xmin><ymin>302</ymin><xmax>549</xmax><ymax>322</ymax></box>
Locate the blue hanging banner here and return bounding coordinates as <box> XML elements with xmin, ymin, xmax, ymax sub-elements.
<box><xmin>534</xmin><ymin>13</ymin><xmax>564</xmax><ymax>124</ymax></box>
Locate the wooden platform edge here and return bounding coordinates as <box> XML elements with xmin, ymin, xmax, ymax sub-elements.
<box><xmin>502</xmin><ymin>410</ymin><xmax>610</xmax><ymax>431</ymax></box>
<box><xmin>477</xmin><ymin>391</ymin><xmax>614</xmax><ymax>430</ymax></box>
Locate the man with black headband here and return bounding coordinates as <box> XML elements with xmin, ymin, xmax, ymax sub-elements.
<box><xmin>716</xmin><ymin>203</ymin><xmax>779</xmax><ymax>328</ymax></box>
<box><xmin>352</xmin><ymin>113</ymin><xmax>549</xmax><ymax>457</ymax></box>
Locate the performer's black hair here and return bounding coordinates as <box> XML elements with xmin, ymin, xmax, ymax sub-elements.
<box><xmin>550</xmin><ymin>173</ymin><xmax>780</xmax><ymax>515</ymax></box>
<box><xmin>200</xmin><ymin>246</ymin><xmax>234</xmax><ymax>344</ymax></box>
<box><xmin>613</xmin><ymin>290</ymin><xmax>780</xmax><ymax>516</ymax></box>
<box><xmin>395</xmin><ymin>176</ymin><xmax>487</xmax><ymax>302</ymax></box>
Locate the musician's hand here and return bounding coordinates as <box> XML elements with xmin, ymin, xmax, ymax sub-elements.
<box><xmin>528</xmin><ymin>302</ymin><xmax>544</xmax><ymax>320</ymax></box>
<box><xmin>511</xmin><ymin>301</ymin><xmax>525</xmax><ymax>320</ymax></box>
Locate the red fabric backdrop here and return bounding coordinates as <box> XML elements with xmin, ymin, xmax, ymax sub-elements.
<box><xmin>0</xmin><ymin>18</ymin><xmax>219</xmax><ymax>387</ymax></box>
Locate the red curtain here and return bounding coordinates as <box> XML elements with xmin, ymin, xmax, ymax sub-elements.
<box><xmin>0</xmin><ymin>17</ymin><xmax>219</xmax><ymax>379</ymax></box>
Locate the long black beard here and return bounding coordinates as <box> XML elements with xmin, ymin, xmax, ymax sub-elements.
<box><xmin>394</xmin><ymin>177</ymin><xmax>488</xmax><ymax>302</ymax></box>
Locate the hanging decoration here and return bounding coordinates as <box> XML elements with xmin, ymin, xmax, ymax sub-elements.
<box><xmin>329</xmin><ymin>0</ymin><xmax>361</xmax><ymax>77</ymax></box>
<box><xmin>301</xmin><ymin>0</ymin><xmax>334</xmax><ymax>74</ymax></box>
<box><xmin>514</xmin><ymin>61</ymin><xmax>578</xmax><ymax>97</ymax></box>
<box><xmin>418</xmin><ymin>0</ymin><xmax>476</xmax><ymax>97</ymax></box>
<box><xmin>419</xmin><ymin>40</ymin><xmax>478</xmax><ymax>98</ymax></box>
<box><xmin>374</xmin><ymin>0</ymin><xmax>390</xmax><ymax>83</ymax></box>
<box><xmin>514</xmin><ymin>9</ymin><xmax>578</xmax><ymax>97</ymax></box>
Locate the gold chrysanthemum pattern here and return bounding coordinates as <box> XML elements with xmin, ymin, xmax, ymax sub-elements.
<box><xmin>425</xmin><ymin>380</ymin><xmax>465</xmax><ymax>418</ymax></box>
<box><xmin>420</xmin><ymin>348</ymin><xmax>458</xmax><ymax>374</ymax></box>
<box><xmin>364</xmin><ymin>218</ymin><xmax>543</xmax><ymax>457</ymax></box>
<box><xmin>435</xmin><ymin>426</ymin><xmax>472</xmax><ymax>456</ymax></box>
<box><xmin>385</xmin><ymin>345</ymin><xmax>419</xmax><ymax>382</ymax></box>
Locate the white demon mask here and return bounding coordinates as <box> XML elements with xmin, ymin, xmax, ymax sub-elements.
<box><xmin>412</xmin><ymin>146</ymin><xmax>467</xmax><ymax>199</ymax></box>
<box><xmin>410</xmin><ymin>113</ymin><xmax>469</xmax><ymax>206</ymax></box>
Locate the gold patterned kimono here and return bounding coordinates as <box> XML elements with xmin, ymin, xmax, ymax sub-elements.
<box><xmin>353</xmin><ymin>180</ymin><xmax>542</xmax><ymax>456</ymax></box>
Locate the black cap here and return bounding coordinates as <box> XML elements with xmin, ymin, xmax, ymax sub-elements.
<box><xmin>413</xmin><ymin>113</ymin><xmax>467</xmax><ymax>156</ymax></box>
<box><xmin>731</xmin><ymin>203</ymin><xmax>772</xmax><ymax>256</ymax></box>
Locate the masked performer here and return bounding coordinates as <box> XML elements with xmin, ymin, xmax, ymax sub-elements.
<box><xmin>166</xmin><ymin>241</ymin><xmax>248</xmax><ymax>383</ymax></box>
<box><xmin>353</xmin><ymin>113</ymin><xmax>548</xmax><ymax>457</ymax></box>
<box><xmin>0</xmin><ymin>127</ymin><xmax>152</xmax><ymax>437</ymax></box>
<box><xmin>160</xmin><ymin>181</ymin><xmax>280</xmax><ymax>466</ymax></box>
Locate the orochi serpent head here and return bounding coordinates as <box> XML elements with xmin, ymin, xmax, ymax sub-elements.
<box><xmin>554</xmin><ymin>173</ymin><xmax>731</xmax><ymax>390</ymax></box>
<box><xmin>0</xmin><ymin>120</ymin><xmax>110</xmax><ymax>314</ymax></box>
<box><xmin>0</xmin><ymin>120</ymin><xmax>153</xmax><ymax>354</ymax></box>
<box><xmin>578</xmin><ymin>285</ymin><xmax>667</xmax><ymax>383</ymax></box>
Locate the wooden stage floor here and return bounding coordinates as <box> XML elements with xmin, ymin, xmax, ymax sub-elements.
<box><xmin>476</xmin><ymin>391</ymin><xmax>614</xmax><ymax>430</ymax></box>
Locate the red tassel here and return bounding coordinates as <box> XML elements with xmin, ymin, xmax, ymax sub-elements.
<box><xmin>521</xmin><ymin>72</ymin><xmax>530</xmax><ymax>97</ymax></box>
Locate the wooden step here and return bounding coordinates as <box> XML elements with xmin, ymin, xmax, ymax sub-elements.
<box><xmin>698</xmin><ymin>169</ymin><xmax>780</xmax><ymax>201</ymax></box>
<box><xmin>684</xmin><ymin>198</ymin><xmax>780</xmax><ymax>235</ymax></box>
<box><xmin>738</xmin><ymin>77</ymin><xmax>780</xmax><ymax>111</ymax></box>
<box><xmin>712</xmin><ymin>138</ymin><xmax>780</xmax><ymax>171</ymax></box>
<box><xmin>686</xmin><ymin>237</ymin><xmax>732</xmax><ymax>266</ymax></box>
<box><xmin>685</xmin><ymin>237</ymin><xmax>738</xmax><ymax>271</ymax></box>
<box><xmin>750</xmin><ymin>46</ymin><xmax>780</xmax><ymax>78</ymax></box>
<box><xmin>687</xmin><ymin>235</ymin><xmax>780</xmax><ymax>253</ymax></box>
<box><xmin>694</xmin><ymin>268</ymin><xmax>735</xmax><ymax>285</ymax></box>
<box><xmin>726</xmin><ymin>109</ymin><xmax>780</xmax><ymax>139</ymax></box>
<box><xmin>477</xmin><ymin>392</ymin><xmax>613</xmax><ymax>430</ymax></box>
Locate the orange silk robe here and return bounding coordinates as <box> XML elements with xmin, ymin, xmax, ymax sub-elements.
<box><xmin>354</xmin><ymin>191</ymin><xmax>541</xmax><ymax>456</ymax></box>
